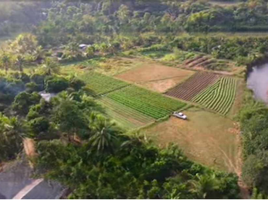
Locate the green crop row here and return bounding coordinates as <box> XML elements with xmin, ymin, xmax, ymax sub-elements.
<box><xmin>98</xmin><ymin>97</ymin><xmax>154</xmax><ymax>129</ymax></box>
<box><xmin>192</xmin><ymin>77</ymin><xmax>237</xmax><ymax>115</ymax></box>
<box><xmin>106</xmin><ymin>85</ymin><xmax>186</xmax><ymax>119</ymax></box>
<box><xmin>79</xmin><ymin>72</ymin><xmax>129</xmax><ymax>95</ymax></box>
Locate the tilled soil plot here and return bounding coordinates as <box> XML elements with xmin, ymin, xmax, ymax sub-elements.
<box><xmin>166</xmin><ymin>72</ymin><xmax>220</xmax><ymax>101</ymax></box>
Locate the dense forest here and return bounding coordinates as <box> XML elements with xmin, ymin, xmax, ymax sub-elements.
<box><xmin>1</xmin><ymin>0</ymin><xmax>268</xmax><ymax>199</ymax></box>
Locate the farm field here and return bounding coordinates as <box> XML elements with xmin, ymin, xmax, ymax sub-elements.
<box><xmin>192</xmin><ymin>77</ymin><xmax>238</xmax><ymax>115</ymax></box>
<box><xmin>116</xmin><ymin>63</ymin><xmax>195</xmax><ymax>93</ymax></box>
<box><xmin>79</xmin><ymin>72</ymin><xmax>129</xmax><ymax>96</ymax></box>
<box><xmin>166</xmin><ymin>72</ymin><xmax>220</xmax><ymax>101</ymax></box>
<box><xmin>106</xmin><ymin>85</ymin><xmax>186</xmax><ymax>119</ymax></box>
<box><xmin>142</xmin><ymin>107</ymin><xmax>241</xmax><ymax>173</ymax></box>
<box><xmin>98</xmin><ymin>97</ymin><xmax>154</xmax><ymax>129</ymax></box>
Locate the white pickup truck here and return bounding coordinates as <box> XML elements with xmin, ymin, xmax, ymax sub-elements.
<box><xmin>173</xmin><ymin>112</ymin><xmax>187</xmax><ymax>120</ymax></box>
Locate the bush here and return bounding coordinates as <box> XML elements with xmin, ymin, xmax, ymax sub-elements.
<box><xmin>70</xmin><ymin>78</ymin><xmax>86</xmax><ymax>91</ymax></box>
<box><xmin>12</xmin><ymin>92</ymin><xmax>41</xmax><ymax>115</ymax></box>
<box><xmin>31</xmin><ymin>73</ymin><xmax>45</xmax><ymax>85</ymax></box>
<box><xmin>45</xmin><ymin>76</ymin><xmax>69</xmax><ymax>93</ymax></box>
<box><xmin>20</xmin><ymin>73</ymin><xmax>31</xmax><ymax>83</ymax></box>
<box><xmin>28</xmin><ymin>117</ymin><xmax>50</xmax><ymax>135</ymax></box>
<box><xmin>26</xmin><ymin>82</ymin><xmax>41</xmax><ymax>93</ymax></box>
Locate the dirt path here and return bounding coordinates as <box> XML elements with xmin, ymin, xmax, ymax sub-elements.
<box><xmin>226</xmin><ymin>123</ymin><xmax>250</xmax><ymax>199</ymax></box>
<box><xmin>235</xmin><ymin>133</ymin><xmax>250</xmax><ymax>199</ymax></box>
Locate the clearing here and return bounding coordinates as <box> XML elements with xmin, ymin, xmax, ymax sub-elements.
<box><xmin>142</xmin><ymin>107</ymin><xmax>240</xmax><ymax>173</ymax></box>
<box><xmin>116</xmin><ymin>62</ymin><xmax>195</xmax><ymax>93</ymax></box>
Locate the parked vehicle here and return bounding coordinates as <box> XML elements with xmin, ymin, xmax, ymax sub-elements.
<box><xmin>173</xmin><ymin>112</ymin><xmax>187</xmax><ymax>120</ymax></box>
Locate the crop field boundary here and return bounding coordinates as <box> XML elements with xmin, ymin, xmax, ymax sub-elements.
<box><xmin>137</xmin><ymin>74</ymin><xmax>194</xmax><ymax>84</ymax></box>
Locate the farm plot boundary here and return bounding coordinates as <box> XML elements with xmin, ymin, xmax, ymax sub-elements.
<box><xmin>166</xmin><ymin>72</ymin><xmax>220</xmax><ymax>101</ymax></box>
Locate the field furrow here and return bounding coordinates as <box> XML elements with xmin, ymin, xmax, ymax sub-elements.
<box><xmin>166</xmin><ymin>72</ymin><xmax>220</xmax><ymax>101</ymax></box>
<box><xmin>192</xmin><ymin>77</ymin><xmax>238</xmax><ymax>115</ymax></box>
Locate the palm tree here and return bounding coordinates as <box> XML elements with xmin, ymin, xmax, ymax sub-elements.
<box><xmin>188</xmin><ymin>173</ymin><xmax>220</xmax><ymax>198</ymax></box>
<box><xmin>89</xmin><ymin>114</ymin><xmax>120</xmax><ymax>154</ymax></box>
<box><xmin>16</xmin><ymin>54</ymin><xmax>24</xmax><ymax>72</ymax></box>
<box><xmin>42</xmin><ymin>57</ymin><xmax>60</xmax><ymax>75</ymax></box>
<box><xmin>0</xmin><ymin>52</ymin><xmax>11</xmax><ymax>74</ymax></box>
<box><xmin>0</xmin><ymin>114</ymin><xmax>24</xmax><ymax>161</ymax></box>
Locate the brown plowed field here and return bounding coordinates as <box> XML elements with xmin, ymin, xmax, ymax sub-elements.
<box><xmin>166</xmin><ymin>72</ymin><xmax>220</xmax><ymax>101</ymax></box>
<box><xmin>116</xmin><ymin>63</ymin><xmax>195</xmax><ymax>93</ymax></box>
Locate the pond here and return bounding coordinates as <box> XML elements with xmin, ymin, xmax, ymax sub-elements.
<box><xmin>247</xmin><ymin>63</ymin><xmax>268</xmax><ymax>103</ymax></box>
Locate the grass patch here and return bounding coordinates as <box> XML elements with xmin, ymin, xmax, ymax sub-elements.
<box><xmin>142</xmin><ymin>107</ymin><xmax>240</xmax><ymax>172</ymax></box>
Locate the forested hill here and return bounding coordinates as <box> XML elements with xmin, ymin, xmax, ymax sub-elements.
<box><xmin>2</xmin><ymin>0</ymin><xmax>268</xmax><ymax>39</ymax></box>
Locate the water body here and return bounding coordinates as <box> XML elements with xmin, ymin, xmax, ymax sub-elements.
<box><xmin>247</xmin><ymin>63</ymin><xmax>268</xmax><ymax>103</ymax></box>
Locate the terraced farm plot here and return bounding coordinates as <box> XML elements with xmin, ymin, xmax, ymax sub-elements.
<box><xmin>166</xmin><ymin>72</ymin><xmax>220</xmax><ymax>101</ymax></box>
<box><xmin>79</xmin><ymin>72</ymin><xmax>129</xmax><ymax>95</ymax></box>
<box><xmin>98</xmin><ymin>97</ymin><xmax>154</xmax><ymax>129</ymax></box>
<box><xmin>106</xmin><ymin>85</ymin><xmax>186</xmax><ymax>119</ymax></box>
<box><xmin>116</xmin><ymin>63</ymin><xmax>195</xmax><ymax>93</ymax></box>
<box><xmin>192</xmin><ymin>77</ymin><xmax>238</xmax><ymax>115</ymax></box>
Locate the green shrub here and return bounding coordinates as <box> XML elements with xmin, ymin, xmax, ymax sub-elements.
<box><xmin>70</xmin><ymin>78</ymin><xmax>86</xmax><ymax>91</ymax></box>
<box><xmin>26</xmin><ymin>82</ymin><xmax>41</xmax><ymax>93</ymax></box>
<box><xmin>28</xmin><ymin>117</ymin><xmax>50</xmax><ymax>135</ymax></box>
<box><xmin>45</xmin><ymin>77</ymin><xmax>69</xmax><ymax>93</ymax></box>
<box><xmin>31</xmin><ymin>73</ymin><xmax>45</xmax><ymax>85</ymax></box>
<box><xmin>12</xmin><ymin>92</ymin><xmax>41</xmax><ymax>115</ymax></box>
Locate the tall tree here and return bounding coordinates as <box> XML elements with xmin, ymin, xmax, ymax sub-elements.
<box><xmin>89</xmin><ymin>114</ymin><xmax>120</xmax><ymax>154</ymax></box>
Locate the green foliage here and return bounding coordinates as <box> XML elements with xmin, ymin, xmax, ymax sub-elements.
<box><xmin>0</xmin><ymin>113</ymin><xmax>23</xmax><ymax>162</ymax></box>
<box><xmin>239</xmin><ymin>90</ymin><xmax>268</xmax><ymax>195</ymax></box>
<box><xmin>174</xmin><ymin>36</ymin><xmax>268</xmax><ymax>65</ymax></box>
<box><xmin>28</xmin><ymin>117</ymin><xmax>50</xmax><ymax>136</ymax></box>
<box><xmin>45</xmin><ymin>76</ymin><xmax>69</xmax><ymax>93</ymax></box>
<box><xmin>31</xmin><ymin>73</ymin><xmax>45</xmax><ymax>86</ymax></box>
<box><xmin>36</xmin><ymin>138</ymin><xmax>240</xmax><ymax>199</ymax></box>
<box><xmin>107</xmin><ymin>85</ymin><xmax>186</xmax><ymax>119</ymax></box>
<box><xmin>26</xmin><ymin>82</ymin><xmax>40</xmax><ymax>93</ymax></box>
<box><xmin>53</xmin><ymin>99</ymin><xmax>89</xmax><ymax>138</ymax></box>
<box><xmin>69</xmin><ymin>77</ymin><xmax>86</xmax><ymax>91</ymax></box>
<box><xmin>12</xmin><ymin>92</ymin><xmax>41</xmax><ymax>115</ymax></box>
<box><xmin>89</xmin><ymin>114</ymin><xmax>122</xmax><ymax>154</ymax></box>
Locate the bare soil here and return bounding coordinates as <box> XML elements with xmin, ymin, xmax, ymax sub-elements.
<box><xmin>23</xmin><ymin>138</ymin><xmax>37</xmax><ymax>158</ymax></box>
<box><xmin>116</xmin><ymin>62</ymin><xmax>195</xmax><ymax>93</ymax></box>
